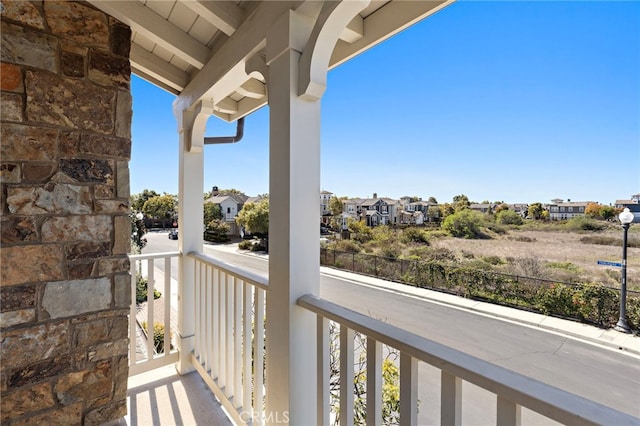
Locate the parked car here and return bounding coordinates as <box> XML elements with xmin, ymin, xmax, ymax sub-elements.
<box><xmin>168</xmin><ymin>229</ymin><xmax>179</xmax><ymax>240</ymax></box>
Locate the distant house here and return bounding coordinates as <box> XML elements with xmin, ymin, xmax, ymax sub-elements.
<box><xmin>615</xmin><ymin>194</ymin><xmax>640</xmax><ymax>223</ymax></box>
<box><xmin>469</xmin><ymin>203</ymin><xmax>495</xmax><ymax>214</ymax></box>
<box><xmin>320</xmin><ymin>190</ymin><xmax>333</xmax><ymax>225</ymax></box>
<box><xmin>510</xmin><ymin>203</ymin><xmax>529</xmax><ymax>218</ymax></box>
<box><xmin>547</xmin><ymin>200</ymin><xmax>594</xmax><ymax>221</ymax></box>
<box><xmin>400</xmin><ymin>200</ymin><xmax>438</xmax><ymax>224</ymax></box>
<box><xmin>358</xmin><ymin>194</ymin><xmax>400</xmax><ymax>226</ymax></box>
<box><xmin>204</xmin><ymin>188</ymin><xmax>249</xmax><ymax>235</ymax></box>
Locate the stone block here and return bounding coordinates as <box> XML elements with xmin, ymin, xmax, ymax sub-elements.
<box><xmin>94</xmin><ymin>184</ymin><xmax>114</xmax><ymax>199</ymax></box>
<box><xmin>95</xmin><ymin>199</ymin><xmax>128</xmax><ymax>214</ymax></box>
<box><xmin>113</xmin><ymin>273</ymin><xmax>131</xmax><ymax>308</ymax></box>
<box><xmin>0</xmin><ymin>23</ymin><xmax>58</xmax><ymax>72</ymax></box>
<box><xmin>65</xmin><ymin>242</ymin><xmax>111</xmax><ymax>261</ymax></box>
<box><xmin>22</xmin><ymin>162</ymin><xmax>56</xmax><ymax>182</ymax></box>
<box><xmin>67</xmin><ymin>262</ymin><xmax>96</xmax><ymax>280</ymax></box>
<box><xmin>116</xmin><ymin>161</ymin><xmax>129</xmax><ymax>198</ymax></box>
<box><xmin>11</xmin><ymin>403</ymin><xmax>83</xmax><ymax>426</ymax></box>
<box><xmin>59</xmin><ymin>131</ymin><xmax>80</xmax><ymax>155</ymax></box>
<box><xmin>1</xmin><ymin>244</ymin><xmax>63</xmax><ymax>287</ymax></box>
<box><xmin>7</xmin><ymin>355</ymin><xmax>72</xmax><ymax>388</ymax></box>
<box><xmin>89</xmin><ymin>50</ymin><xmax>130</xmax><ymax>89</ymax></box>
<box><xmin>91</xmin><ymin>338</ymin><xmax>128</xmax><ymax>361</ymax></box>
<box><xmin>110</xmin><ymin>20</ymin><xmax>131</xmax><ymax>58</ymax></box>
<box><xmin>0</xmin><ymin>163</ymin><xmax>21</xmax><ymax>183</ymax></box>
<box><xmin>0</xmin><ymin>283</ymin><xmax>36</xmax><ymax>311</ymax></box>
<box><xmin>79</xmin><ymin>134</ymin><xmax>131</xmax><ymax>159</ymax></box>
<box><xmin>0</xmin><ymin>382</ymin><xmax>55</xmax><ymax>420</ymax></box>
<box><xmin>54</xmin><ymin>360</ymin><xmax>112</xmax><ymax>405</ymax></box>
<box><xmin>44</xmin><ymin>1</ymin><xmax>109</xmax><ymax>48</ymax></box>
<box><xmin>74</xmin><ymin>316</ymin><xmax>128</xmax><ymax>347</ymax></box>
<box><xmin>1</xmin><ymin>217</ymin><xmax>38</xmax><ymax>244</ymax></box>
<box><xmin>85</xmin><ymin>400</ymin><xmax>127</xmax><ymax>426</ymax></box>
<box><xmin>0</xmin><ymin>62</ymin><xmax>23</xmax><ymax>92</ymax></box>
<box><xmin>42</xmin><ymin>215</ymin><xmax>112</xmax><ymax>242</ymax></box>
<box><xmin>0</xmin><ymin>0</ymin><xmax>46</xmax><ymax>30</ymax></box>
<box><xmin>61</xmin><ymin>50</ymin><xmax>85</xmax><ymax>78</ymax></box>
<box><xmin>59</xmin><ymin>158</ymin><xmax>113</xmax><ymax>183</ymax></box>
<box><xmin>7</xmin><ymin>183</ymin><xmax>92</xmax><ymax>215</ymax></box>
<box><xmin>0</xmin><ymin>322</ymin><xmax>69</xmax><ymax>369</ymax></box>
<box><xmin>42</xmin><ymin>278</ymin><xmax>111</xmax><ymax>319</ymax></box>
<box><xmin>0</xmin><ymin>309</ymin><xmax>36</xmax><ymax>328</ymax></box>
<box><xmin>0</xmin><ymin>92</ymin><xmax>23</xmax><ymax>122</ymax></box>
<box><xmin>115</xmin><ymin>91</ymin><xmax>132</xmax><ymax>139</ymax></box>
<box><xmin>112</xmin><ymin>215</ymin><xmax>130</xmax><ymax>255</ymax></box>
<box><xmin>98</xmin><ymin>257</ymin><xmax>130</xmax><ymax>275</ymax></box>
<box><xmin>0</xmin><ymin>123</ymin><xmax>58</xmax><ymax>161</ymax></box>
<box><xmin>25</xmin><ymin>70</ymin><xmax>115</xmax><ymax>134</ymax></box>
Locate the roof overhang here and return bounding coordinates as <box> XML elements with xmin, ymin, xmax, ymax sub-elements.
<box><xmin>88</xmin><ymin>0</ymin><xmax>454</xmax><ymax>122</ymax></box>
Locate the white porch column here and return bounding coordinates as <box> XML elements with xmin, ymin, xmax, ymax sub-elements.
<box><xmin>265</xmin><ymin>10</ymin><xmax>319</xmax><ymax>425</ymax></box>
<box><xmin>175</xmin><ymin>103</ymin><xmax>209</xmax><ymax>374</ymax></box>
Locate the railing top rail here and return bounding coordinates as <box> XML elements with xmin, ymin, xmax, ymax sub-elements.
<box><xmin>129</xmin><ymin>251</ymin><xmax>181</xmax><ymax>261</ymax></box>
<box><xmin>188</xmin><ymin>251</ymin><xmax>269</xmax><ymax>291</ymax></box>
<box><xmin>298</xmin><ymin>294</ymin><xmax>638</xmax><ymax>426</ymax></box>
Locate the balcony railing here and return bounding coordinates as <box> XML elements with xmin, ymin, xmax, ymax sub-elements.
<box><xmin>129</xmin><ymin>251</ymin><xmax>637</xmax><ymax>425</ymax></box>
<box><xmin>189</xmin><ymin>251</ymin><xmax>268</xmax><ymax>425</ymax></box>
<box><xmin>129</xmin><ymin>251</ymin><xmax>180</xmax><ymax>376</ymax></box>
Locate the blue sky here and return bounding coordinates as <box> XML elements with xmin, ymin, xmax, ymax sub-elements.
<box><xmin>130</xmin><ymin>0</ymin><xmax>640</xmax><ymax>206</ymax></box>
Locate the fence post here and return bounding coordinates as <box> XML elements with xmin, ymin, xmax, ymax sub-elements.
<box><xmin>374</xmin><ymin>255</ymin><xmax>377</xmax><ymax>276</ymax></box>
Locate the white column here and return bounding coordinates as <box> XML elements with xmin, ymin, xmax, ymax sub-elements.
<box><xmin>265</xmin><ymin>10</ymin><xmax>319</xmax><ymax>426</ymax></box>
<box><xmin>175</xmin><ymin>106</ymin><xmax>206</xmax><ymax>374</ymax></box>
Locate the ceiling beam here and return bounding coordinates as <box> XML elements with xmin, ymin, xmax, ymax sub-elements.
<box><xmin>174</xmin><ymin>1</ymin><xmax>303</xmax><ymax>114</ymax></box>
<box><xmin>235</xmin><ymin>79</ymin><xmax>266</xmax><ymax>99</ymax></box>
<box><xmin>130</xmin><ymin>44</ymin><xmax>189</xmax><ymax>92</ymax></box>
<box><xmin>181</xmin><ymin>0</ymin><xmax>244</xmax><ymax>36</ymax></box>
<box><xmin>131</xmin><ymin>66</ymin><xmax>180</xmax><ymax>95</ymax></box>
<box><xmin>339</xmin><ymin>15</ymin><xmax>364</xmax><ymax>43</ymax></box>
<box><xmin>88</xmin><ymin>0</ymin><xmax>210</xmax><ymax>68</ymax></box>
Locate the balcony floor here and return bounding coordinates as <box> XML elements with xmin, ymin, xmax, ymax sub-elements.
<box><xmin>110</xmin><ymin>364</ymin><xmax>233</xmax><ymax>426</ymax></box>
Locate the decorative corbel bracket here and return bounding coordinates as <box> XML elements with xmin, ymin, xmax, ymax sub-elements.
<box><xmin>177</xmin><ymin>99</ymin><xmax>215</xmax><ymax>153</ymax></box>
<box><xmin>298</xmin><ymin>0</ymin><xmax>370</xmax><ymax>101</ymax></box>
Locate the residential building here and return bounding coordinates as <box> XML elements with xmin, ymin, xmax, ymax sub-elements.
<box><xmin>615</xmin><ymin>194</ymin><xmax>640</xmax><ymax>223</ymax></box>
<box><xmin>547</xmin><ymin>199</ymin><xmax>595</xmax><ymax>220</ymax></box>
<box><xmin>469</xmin><ymin>203</ymin><xmax>495</xmax><ymax>214</ymax></box>
<box><xmin>320</xmin><ymin>190</ymin><xmax>333</xmax><ymax>225</ymax></box>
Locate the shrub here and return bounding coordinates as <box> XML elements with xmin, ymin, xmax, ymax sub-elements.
<box><xmin>564</xmin><ymin>217</ymin><xmax>605</xmax><ymax>232</ymax></box>
<box><xmin>141</xmin><ymin>321</ymin><xmax>172</xmax><ymax>354</ymax></box>
<box><xmin>136</xmin><ymin>274</ymin><xmax>161</xmax><ymax>304</ymax></box>
<box><xmin>483</xmin><ymin>255</ymin><xmax>504</xmax><ymax>265</ymax></box>
<box><xmin>496</xmin><ymin>210</ymin><xmax>524</xmax><ymax>225</ymax></box>
<box><xmin>336</xmin><ymin>239</ymin><xmax>362</xmax><ymax>253</ymax></box>
<box><xmin>401</xmin><ymin>227</ymin><xmax>430</xmax><ymax>244</ymax></box>
<box><xmin>442</xmin><ymin>209</ymin><xmax>485</xmax><ymax>239</ymax></box>
<box><xmin>238</xmin><ymin>240</ymin><xmax>254</xmax><ymax>250</ymax></box>
<box><xmin>204</xmin><ymin>219</ymin><xmax>230</xmax><ymax>243</ymax></box>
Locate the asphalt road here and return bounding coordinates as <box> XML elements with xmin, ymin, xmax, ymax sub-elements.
<box><xmin>142</xmin><ymin>232</ymin><xmax>640</xmax><ymax>424</ymax></box>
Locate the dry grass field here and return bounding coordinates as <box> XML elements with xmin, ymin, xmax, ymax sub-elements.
<box><xmin>431</xmin><ymin>227</ymin><xmax>640</xmax><ymax>291</ymax></box>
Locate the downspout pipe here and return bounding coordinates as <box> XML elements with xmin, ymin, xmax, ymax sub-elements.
<box><xmin>203</xmin><ymin>117</ymin><xmax>245</xmax><ymax>145</ymax></box>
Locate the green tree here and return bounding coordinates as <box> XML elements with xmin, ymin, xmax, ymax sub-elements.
<box><xmin>439</xmin><ymin>203</ymin><xmax>455</xmax><ymax>220</ymax></box>
<box><xmin>204</xmin><ymin>219</ymin><xmax>230</xmax><ymax>243</ymax></box>
<box><xmin>528</xmin><ymin>202</ymin><xmax>544</xmax><ymax>220</ymax></box>
<box><xmin>204</xmin><ymin>202</ymin><xmax>222</xmax><ymax>225</ymax></box>
<box><xmin>142</xmin><ymin>194</ymin><xmax>177</xmax><ymax>219</ymax></box>
<box><xmin>236</xmin><ymin>198</ymin><xmax>269</xmax><ymax>236</ymax></box>
<box><xmin>600</xmin><ymin>205</ymin><xmax>616</xmax><ymax>221</ymax></box>
<box><xmin>347</xmin><ymin>218</ymin><xmax>373</xmax><ymax>243</ymax></box>
<box><xmin>494</xmin><ymin>203</ymin><xmax>510</xmax><ymax>214</ymax></box>
<box><xmin>427</xmin><ymin>196</ymin><xmax>438</xmax><ymax>204</ymax></box>
<box><xmin>496</xmin><ymin>209</ymin><xmax>524</xmax><ymax>225</ymax></box>
<box><xmin>442</xmin><ymin>209</ymin><xmax>484</xmax><ymax>238</ymax></box>
<box><xmin>452</xmin><ymin>194</ymin><xmax>470</xmax><ymax>212</ymax></box>
<box><xmin>131</xmin><ymin>189</ymin><xmax>159</xmax><ymax>212</ymax></box>
<box><xmin>329</xmin><ymin>196</ymin><xmax>344</xmax><ymax>216</ymax></box>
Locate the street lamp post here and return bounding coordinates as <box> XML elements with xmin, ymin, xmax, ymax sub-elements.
<box><xmin>615</xmin><ymin>208</ymin><xmax>634</xmax><ymax>333</ymax></box>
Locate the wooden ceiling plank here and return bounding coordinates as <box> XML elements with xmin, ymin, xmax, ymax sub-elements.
<box><xmin>88</xmin><ymin>0</ymin><xmax>210</xmax><ymax>68</ymax></box>
<box><xmin>182</xmin><ymin>0</ymin><xmax>244</xmax><ymax>36</ymax></box>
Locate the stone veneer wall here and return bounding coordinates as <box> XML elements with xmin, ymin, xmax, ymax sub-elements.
<box><xmin>1</xmin><ymin>1</ymin><xmax>132</xmax><ymax>424</ymax></box>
